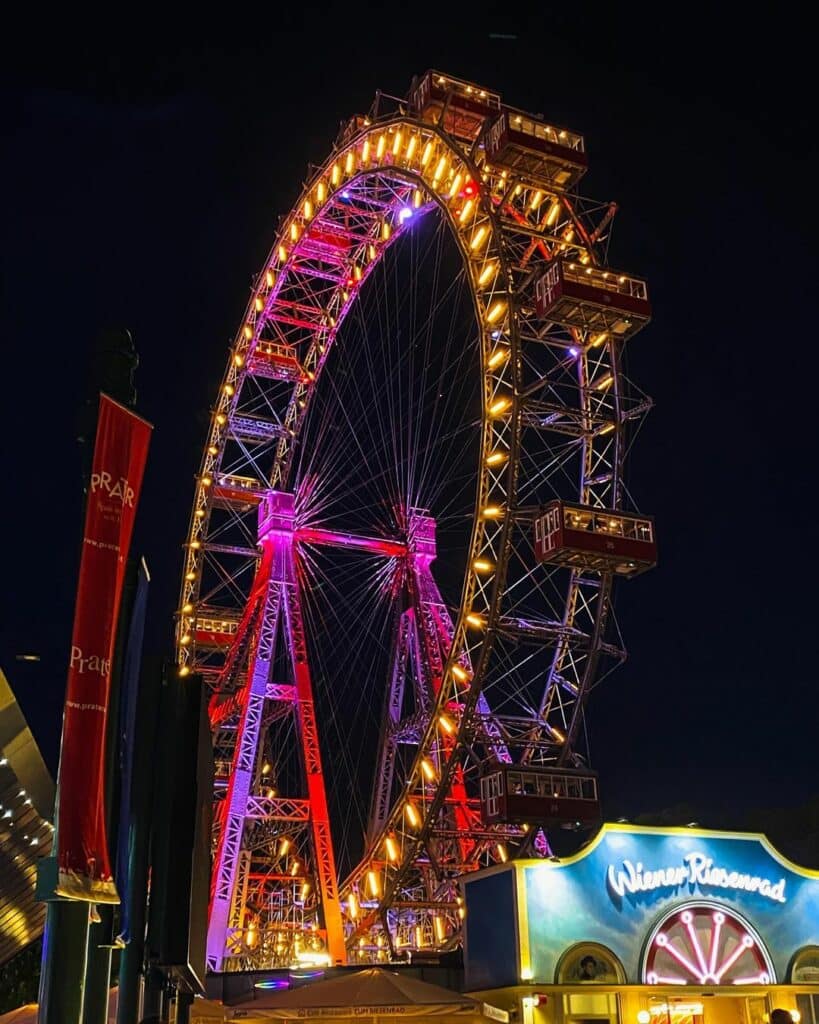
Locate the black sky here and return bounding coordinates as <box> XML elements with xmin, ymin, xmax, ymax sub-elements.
<box><xmin>1</xmin><ymin>7</ymin><xmax>815</xmax><ymax>822</ymax></box>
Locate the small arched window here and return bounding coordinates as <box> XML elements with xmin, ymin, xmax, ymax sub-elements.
<box><xmin>557</xmin><ymin>942</ymin><xmax>625</xmax><ymax>984</ymax></box>
<box><xmin>790</xmin><ymin>946</ymin><xmax>819</xmax><ymax>984</ymax></box>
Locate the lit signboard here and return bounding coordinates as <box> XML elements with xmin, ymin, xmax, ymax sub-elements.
<box><xmin>463</xmin><ymin>824</ymin><xmax>819</xmax><ymax>989</ymax></box>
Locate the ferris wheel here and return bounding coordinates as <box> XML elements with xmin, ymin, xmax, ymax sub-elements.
<box><xmin>176</xmin><ymin>70</ymin><xmax>656</xmax><ymax>972</ymax></box>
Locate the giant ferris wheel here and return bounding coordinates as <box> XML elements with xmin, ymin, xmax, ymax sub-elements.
<box><xmin>176</xmin><ymin>71</ymin><xmax>657</xmax><ymax>972</ymax></box>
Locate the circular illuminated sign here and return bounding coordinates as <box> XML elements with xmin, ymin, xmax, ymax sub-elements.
<box><xmin>643</xmin><ymin>903</ymin><xmax>774</xmax><ymax>985</ymax></box>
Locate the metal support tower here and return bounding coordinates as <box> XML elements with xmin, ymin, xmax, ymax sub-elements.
<box><xmin>207</xmin><ymin>492</ymin><xmax>344</xmax><ymax>969</ymax></box>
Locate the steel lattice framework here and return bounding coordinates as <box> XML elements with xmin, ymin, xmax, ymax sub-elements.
<box><xmin>176</xmin><ymin>71</ymin><xmax>654</xmax><ymax>971</ymax></box>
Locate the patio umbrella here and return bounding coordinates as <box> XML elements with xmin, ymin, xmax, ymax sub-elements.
<box><xmin>228</xmin><ymin>968</ymin><xmax>509</xmax><ymax>1022</ymax></box>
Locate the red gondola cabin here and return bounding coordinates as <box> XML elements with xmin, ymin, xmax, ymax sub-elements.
<box><xmin>480</xmin><ymin>765</ymin><xmax>600</xmax><ymax>828</ymax></box>
<box><xmin>535</xmin><ymin>260</ymin><xmax>651</xmax><ymax>341</ymax></box>
<box><xmin>409</xmin><ymin>70</ymin><xmax>501</xmax><ymax>141</ymax></box>
<box><xmin>534</xmin><ymin>501</ymin><xmax>657</xmax><ymax>578</ymax></box>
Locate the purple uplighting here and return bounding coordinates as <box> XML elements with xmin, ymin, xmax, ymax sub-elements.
<box><xmin>398</xmin><ymin>206</ymin><xmax>414</xmax><ymax>223</ymax></box>
<box><xmin>569</xmin><ymin>346</ymin><xmax>579</xmax><ymax>357</ymax></box>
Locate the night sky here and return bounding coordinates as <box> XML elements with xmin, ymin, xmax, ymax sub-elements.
<box><xmin>1</xmin><ymin>10</ymin><xmax>815</xmax><ymax>825</ymax></box>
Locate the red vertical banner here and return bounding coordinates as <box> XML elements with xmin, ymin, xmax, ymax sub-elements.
<box><xmin>56</xmin><ymin>393</ymin><xmax>152</xmax><ymax>903</ymax></box>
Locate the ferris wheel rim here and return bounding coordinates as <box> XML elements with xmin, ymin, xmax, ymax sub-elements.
<box><xmin>177</xmin><ymin>91</ymin><xmax>639</xmax><ymax>965</ymax></box>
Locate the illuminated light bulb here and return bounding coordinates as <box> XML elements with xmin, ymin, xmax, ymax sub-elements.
<box><xmin>433</xmin><ymin>156</ymin><xmax>448</xmax><ymax>182</ymax></box>
<box><xmin>279</xmin><ymin>837</ymin><xmax>290</xmax><ymax>856</ymax></box>
<box><xmin>301</xmin><ymin>881</ymin><xmax>311</xmax><ymax>900</ymax></box>
<box><xmin>392</xmin><ymin>130</ymin><xmax>402</xmax><ymax>156</ymax></box>
<box><xmin>178</xmin><ymin>665</ymin><xmax>191</xmax><ymax>678</ymax></box>
<box><xmin>303</xmin><ymin>198</ymin><xmax>313</xmax><ymax>220</ymax></box>
<box><xmin>243</xmin><ymin>325</ymin><xmax>253</xmax><ymax>340</ymax></box>
<box><xmin>470</xmin><ymin>225</ymin><xmax>488</xmax><ymax>250</ymax></box>
<box><xmin>246</xmin><ymin>924</ymin><xmax>258</xmax><ymax>948</ymax></box>
<box><xmin>496</xmin><ymin>843</ymin><xmax>508</xmax><ymax>863</ymax></box>
<box><xmin>234</xmin><ymin>353</ymin><xmax>244</xmax><ymax>367</ymax></box>
<box><xmin>486</xmin><ymin>450</ymin><xmax>507</xmax><ymax>466</ymax></box>
<box><xmin>224</xmin><ymin>383</ymin><xmax>234</xmax><ymax>396</ymax></box>
<box><xmin>194</xmin><ymin>509</ymin><xmax>204</xmax><ymax>519</ymax></box>
<box><xmin>381</xmin><ymin>221</ymin><xmax>391</xmax><ymax>241</ymax></box>
<box><xmin>362</xmin><ymin>139</ymin><xmax>370</xmax><ymax>163</ymax></box>
<box><xmin>466</xmin><ymin>613</ymin><xmax>484</xmax><ymax>628</ymax></box>
<box><xmin>266</xmin><ymin>269</ymin><xmax>275</xmax><ymax>288</ymax></box>
<box><xmin>290</xmin><ymin>222</ymin><xmax>299</xmax><ymax>243</ymax></box>
<box><xmin>254</xmin><ymin>296</ymin><xmax>264</xmax><ymax>312</ymax></box>
<box><xmin>385</xmin><ymin>835</ymin><xmax>399</xmax><ymax>862</ymax></box>
<box><xmin>367</xmin><ymin>869</ymin><xmax>381</xmax><ymax>898</ymax></box>
<box><xmin>529</xmin><ymin>190</ymin><xmax>544</xmax><ymax>211</ymax></box>
<box><xmin>413</xmin><ymin>188</ymin><xmax>423</xmax><ymax>209</ymax></box>
<box><xmin>594</xmin><ymin>374</ymin><xmax>614</xmax><ymax>391</ymax></box>
<box><xmin>458</xmin><ymin>906</ymin><xmax>466</xmax><ymax>920</ymax></box>
<box><xmin>317</xmin><ymin>181</ymin><xmax>326</xmax><ymax>202</ymax></box>
<box><xmin>585</xmin><ymin>264</ymin><xmax>593</xmax><ymax>273</ymax></box>
<box><xmin>599</xmin><ymin>422</ymin><xmax>616</xmax><ymax>435</ymax></box>
<box><xmin>439</xmin><ymin>713</ymin><xmax>455</xmax><ymax>734</ymax></box>
<box><xmin>182</xmin><ymin>602</ymin><xmax>194</xmax><ymax>613</ymax></box>
<box><xmin>550</xmin><ymin>725</ymin><xmax>566</xmax><ymax>743</ymax></box>
<box><xmin>216</xmin><ymin>413</ymin><xmax>226</xmax><ymax>425</ymax></box>
<box><xmin>201</xmin><ymin>475</ymin><xmax>212</xmax><ymax>487</ymax></box>
<box><xmin>434</xmin><ymin>916</ymin><xmax>446</xmax><ymax>943</ymax></box>
<box><xmin>486</xmin><ymin>300</ymin><xmax>506</xmax><ymax>324</ymax></box>
<box><xmin>185</xmin><ymin>570</ymin><xmax>196</xmax><ymax>581</ymax></box>
<box><xmin>405</xmin><ymin>802</ymin><xmax>420</xmax><ymax>828</ymax></box>
<box><xmin>415</xmin><ymin>925</ymin><xmax>425</xmax><ymax>948</ymax></box>
<box><xmin>331</xmin><ymin>162</ymin><xmax>340</xmax><ymax>185</ymax></box>
<box><xmin>591</xmin><ymin>331</ymin><xmax>609</xmax><ymax>347</ymax></box>
<box><xmin>618</xmin><ymin>275</ymin><xmax>626</xmax><ymax>283</ymax></box>
<box><xmin>522</xmin><ymin>823</ymin><xmax>530</xmax><ymax>833</ymax></box>
<box><xmin>473</xmin><ymin>558</ymin><xmax>493</xmax><ymax>573</ymax></box>
<box><xmin>478</xmin><ymin>262</ymin><xmax>496</xmax><ymax>287</ymax></box>
<box><xmin>290</xmin><ymin>858</ymin><xmax>300</xmax><ymax>876</ymax></box>
<box><xmin>208</xmin><ymin>445</ymin><xmax>218</xmax><ymax>455</ymax></box>
<box><xmin>179</xmin><ymin>632</ymin><xmax>191</xmax><ymax>645</ymax></box>
<box><xmin>452</xmin><ymin>664</ymin><xmax>469</xmax><ymax>683</ymax></box>
<box><xmin>545</xmin><ymin>199</ymin><xmax>561</xmax><ymax>227</ymax></box>
<box><xmin>278</xmin><ymin>244</ymin><xmax>287</xmax><ymax>262</ymax></box>
<box><xmin>482</xmin><ymin>506</ymin><xmax>503</xmax><ymax>519</ymax></box>
<box><xmin>345</xmin><ymin>150</ymin><xmax>354</xmax><ymax>174</ymax></box>
<box><xmin>406</xmin><ymin>134</ymin><xmax>417</xmax><ymax>161</ymax></box>
<box><xmin>448</xmin><ymin>172</ymin><xmax>463</xmax><ymax>198</ymax></box>
<box><xmin>459</xmin><ymin>199</ymin><xmax>474</xmax><ymax>223</ymax></box>
<box><xmin>376</xmin><ymin>134</ymin><xmax>386</xmax><ymax>160</ymax></box>
<box><xmin>637</xmin><ymin>1013</ymin><xmax>651</xmax><ymax>1024</ymax></box>
<box><xmin>488</xmin><ymin>396</ymin><xmax>511</xmax><ymax>417</ymax></box>
<box><xmin>487</xmin><ymin>347</ymin><xmax>509</xmax><ymax>369</ymax></box>
<box><xmin>368</xmin><ymin>243</ymin><xmax>377</xmax><ymax>261</ymax></box>
<box><xmin>420</xmin><ymin>141</ymin><xmax>434</xmax><ymax>167</ymax></box>
<box><xmin>348</xmin><ymin>891</ymin><xmax>358</xmax><ymax>919</ymax></box>
<box><xmin>420</xmin><ymin>758</ymin><xmax>436</xmax><ymax>782</ymax></box>
<box><xmin>261</xmin><ymin>762</ymin><xmax>271</xmax><ymax>775</ymax></box>
<box><xmin>353</xmin><ymin>264</ymin><xmax>363</xmax><ymax>281</ymax></box>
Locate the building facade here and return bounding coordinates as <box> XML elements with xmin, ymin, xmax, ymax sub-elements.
<box><xmin>463</xmin><ymin>824</ymin><xmax>819</xmax><ymax>1024</ymax></box>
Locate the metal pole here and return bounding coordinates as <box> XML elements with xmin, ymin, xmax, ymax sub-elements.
<box><xmin>117</xmin><ymin>657</ymin><xmax>163</xmax><ymax>1024</ymax></box>
<box><xmin>38</xmin><ymin>899</ymin><xmax>90</xmax><ymax>1024</ymax></box>
<box><xmin>83</xmin><ymin>905</ymin><xmax>114</xmax><ymax>1024</ymax></box>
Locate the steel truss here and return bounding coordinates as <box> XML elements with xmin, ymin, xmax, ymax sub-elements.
<box><xmin>177</xmin><ymin>69</ymin><xmax>653</xmax><ymax>969</ymax></box>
